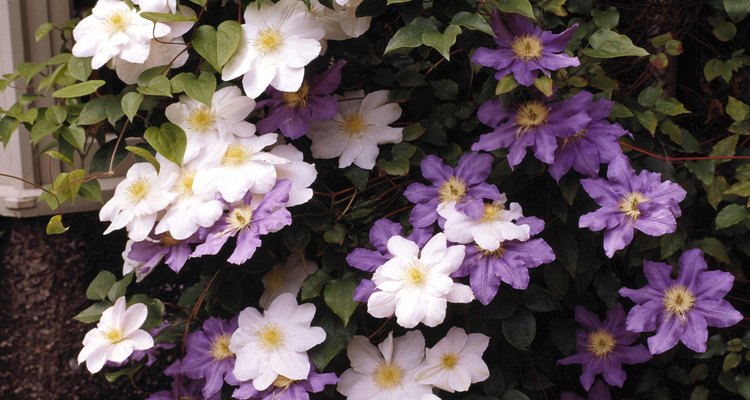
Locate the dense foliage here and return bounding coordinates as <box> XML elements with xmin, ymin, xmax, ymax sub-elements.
<box><xmin>1</xmin><ymin>0</ymin><xmax>750</xmax><ymax>399</ymax></box>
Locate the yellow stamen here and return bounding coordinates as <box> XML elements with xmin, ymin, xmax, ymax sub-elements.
<box><xmin>440</xmin><ymin>353</ymin><xmax>459</xmax><ymax>370</ymax></box>
<box><xmin>481</xmin><ymin>203</ymin><xmax>503</xmax><ymax>222</ymax></box>
<box><xmin>272</xmin><ymin>375</ymin><xmax>295</xmax><ymax>389</ymax></box>
<box><xmin>341</xmin><ymin>113</ymin><xmax>369</xmax><ymax>136</ymax></box>
<box><xmin>511</xmin><ymin>35</ymin><xmax>544</xmax><ymax>61</ymax></box>
<box><xmin>562</xmin><ymin>129</ymin><xmax>588</xmax><ymax>147</ymax></box>
<box><xmin>221</xmin><ymin>144</ymin><xmax>251</xmax><ymax>167</ymax></box>
<box><xmin>176</xmin><ymin>170</ymin><xmax>196</xmax><ymax>197</ymax></box>
<box><xmin>227</xmin><ymin>206</ymin><xmax>253</xmax><ymax>232</ymax></box>
<box><xmin>106</xmin><ymin>329</ymin><xmax>124</xmax><ymax>344</ymax></box>
<box><xmin>479</xmin><ymin>244</ymin><xmax>505</xmax><ymax>258</ymax></box>
<box><xmin>282</xmin><ymin>81</ymin><xmax>310</xmax><ymax>108</ymax></box>
<box><xmin>372</xmin><ymin>362</ymin><xmax>404</xmax><ymax>390</ymax></box>
<box><xmin>187</xmin><ymin>105</ymin><xmax>216</xmax><ymax>134</ymax></box>
<box><xmin>515</xmin><ymin>101</ymin><xmax>550</xmax><ymax>134</ymax></box>
<box><xmin>106</xmin><ymin>11</ymin><xmax>129</xmax><ymax>33</ymax></box>
<box><xmin>438</xmin><ymin>176</ymin><xmax>467</xmax><ymax>203</ymax></box>
<box><xmin>663</xmin><ymin>284</ymin><xmax>696</xmax><ymax>322</ymax></box>
<box><xmin>160</xmin><ymin>232</ymin><xmax>180</xmax><ymax>247</ymax></box>
<box><xmin>618</xmin><ymin>192</ymin><xmax>649</xmax><ymax>221</ymax></box>
<box><xmin>586</xmin><ymin>329</ymin><xmax>616</xmax><ymax>358</ymax></box>
<box><xmin>209</xmin><ymin>333</ymin><xmax>234</xmax><ymax>361</ymax></box>
<box><xmin>404</xmin><ymin>260</ymin><xmax>427</xmax><ymax>287</ymax></box>
<box><xmin>127</xmin><ymin>178</ymin><xmax>150</xmax><ymax>203</ymax></box>
<box><xmin>255</xmin><ymin>27</ymin><xmax>283</xmax><ymax>53</ymax></box>
<box><xmin>257</xmin><ymin>324</ymin><xmax>284</xmax><ymax>350</ymax></box>
<box><xmin>264</xmin><ymin>267</ymin><xmax>286</xmax><ymax>291</ymax></box>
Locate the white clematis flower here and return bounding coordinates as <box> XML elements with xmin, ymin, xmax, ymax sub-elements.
<box><xmin>337</xmin><ymin>331</ymin><xmax>432</xmax><ymax>400</ymax></box>
<box><xmin>437</xmin><ymin>194</ymin><xmax>531</xmax><ymax>251</ymax></box>
<box><xmin>269</xmin><ymin>143</ymin><xmax>317</xmax><ymax>207</ymax></box>
<box><xmin>308</xmin><ymin>90</ymin><xmax>403</xmax><ymax>170</ymax></box>
<box><xmin>367</xmin><ymin>233</ymin><xmax>474</xmax><ymax>328</ymax></box>
<box><xmin>77</xmin><ymin>297</ymin><xmax>154</xmax><ymax>373</ymax></box>
<box><xmin>72</xmin><ymin>0</ymin><xmax>170</xmax><ymax>69</ymax></box>
<box><xmin>416</xmin><ymin>327</ymin><xmax>490</xmax><ymax>392</ymax></box>
<box><xmin>229</xmin><ymin>293</ymin><xmax>326</xmax><ymax>390</ymax></box>
<box><xmin>165</xmin><ymin>86</ymin><xmax>257</xmax><ymax>162</ymax></box>
<box><xmin>100</xmin><ymin>162</ymin><xmax>177</xmax><ymax>241</ymax></box>
<box><xmin>132</xmin><ymin>0</ymin><xmax>177</xmax><ymax>13</ymax></box>
<box><xmin>259</xmin><ymin>254</ymin><xmax>318</xmax><ymax>309</ymax></box>
<box><xmin>311</xmin><ymin>0</ymin><xmax>372</xmax><ymax>40</ymax></box>
<box><xmin>222</xmin><ymin>0</ymin><xmax>325</xmax><ymax>98</ymax></box>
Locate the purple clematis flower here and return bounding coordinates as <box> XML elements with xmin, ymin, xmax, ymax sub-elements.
<box><xmin>129</xmin><ymin>231</ymin><xmax>203</xmax><ymax>274</ymax></box>
<box><xmin>192</xmin><ymin>180</ymin><xmax>292</xmax><ymax>265</ymax></box>
<box><xmin>473</xmin><ymin>94</ymin><xmax>590</xmax><ymax>168</ymax></box>
<box><xmin>472</xmin><ymin>12</ymin><xmax>579</xmax><ymax>86</ymax></box>
<box><xmin>232</xmin><ymin>366</ymin><xmax>338</xmax><ymax>400</ymax></box>
<box><xmin>548</xmin><ymin>91</ymin><xmax>630</xmax><ymax>181</ymax></box>
<box><xmin>181</xmin><ymin>317</ymin><xmax>240</xmax><ymax>398</ymax></box>
<box><xmin>346</xmin><ymin>218</ymin><xmax>431</xmax><ymax>302</ymax></box>
<box><xmin>558</xmin><ymin>304</ymin><xmax>651</xmax><ymax>391</ymax></box>
<box><xmin>453</xmin><ymin>216</ymin><xmax>554</xmax><ymax>304</ymax></box>
<box><xmin>561</xmin><ymin>380</ymin><xmax>611</xmax><ymax>400</ymax></box>
<box><xmin>578</xmin><ymin>155</ymin><xmax>686</xmax><ymax>258</ymax></box>
<box><xmin>403</xmin><ymin>152</ymin><xmax>501</xmax><ymax>228</ymax></box>
<box><xmin>149</xmin><ymin>360</ymin><xmax>221</xmax><ymax>400</ymax></box>
<box><xmin>619</xmin><ymin>249</ymin><xmax>742</xmax><ymax>355</ymax></box>
<box><xmin>256</xmin><ymin>61</ymin><xmax>345</xmax><ymax>139</ymax></box>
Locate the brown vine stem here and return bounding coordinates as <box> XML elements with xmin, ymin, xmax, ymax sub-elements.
<box><xmin>620</xmin><ymin>141</ymin><xmax>750</xmax><ymax>162</ymax></box>
<box><xmin>177</xmin><ymin>269</ymin><xmax>221</xmax><ymax>399</ymax></box>
<box><xmin>336</xmin><ymin>189</ymin><xmax>358</xmax><ymax>221</ymax></box>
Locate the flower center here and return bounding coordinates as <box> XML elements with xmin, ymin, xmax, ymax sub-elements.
<box><xmin>106</xmin><ymin>328</ymin><xmax>124</xmax><ymax>344</ymax></box>
<box><xmin>209</xmin><ymin>333</ymin><xmax>234</xmax><ymax>361</ymax></box>
<box><xmin>562</xmin><ymin>129</ymin><xmax>587</xmax><ymax>147</ymax></box>
<box><xmin>187</xmin><ymin>105</ymin><xmax>216</xmax><ymax>134</ymax></box>
<box><xmin>127</xmin><ymin>178</ymin><xmax>151</xmax><ymax>203</ymax></box>
<box><xmin>586</xmin><ymin>329</ymin><xmax>616</xmax><ymax>358</ymax></box>
<box><xmin>160</xmin><ymin>232</ymin><xmax>180</xmax><ymax>247</ymax></box>
<box><xmin>272</xmin><ymin>375</ymin><xmax>295</xmax><ymax>389</ymax></box>
<box><xmin>227</xmin><ymin>206</ymin><xmax>253</xmax><ymax>232</ymax></box>
<box><xmin>341</xmin><ymin>113</ymin><xmax>369</xmax><ymax>136</ymax></box>
<box><xmin>255</xmin><ymin>27</ymin><xmax>283</xmax><ymax>53</ymax></box>
<box><xmin>404</xmin><ymin>260</ymin><xmax>427</xmax><ymax>287</ymax></box>
<box><xmin>282</xmin><ymin>81</ymin><xmax>310</xmax><ymax>108</ymax></box>
<box><xmin>515</xmin><ymin>101</ymin><xmax>549</xmax><ymax>134</ymax></box>
<box><xmin>438</xmin><ymin>176</ymin><xmax>467</xmax><ymax>203</ymax></box>
<box><xmin>618</xmin><ymin>192</ymin><xmax>649</xmax><ymax>221</ymax></box>
<box><xmin>264</xmin><ymin>267</ymin><xmax>286</xmax><ymax>291</ymax></box>
<box><xmin>221</xmin><ymin>144</ymin><xmax>251</xmax><ymax>167</ymax></box>
<box><xmin>176</xmin><ymin>170</ymin><xmax>196</xmax><ymax>197</ymax></box>
<box><xmin>105</xmin><ymin>11</ymin><xmax>129</xmax><ymax>33</ymax></box>
<box><xmin>479</xmin><ymin>244</ymin><xmax>505</xmax><ymax>258</ymax></box>
<box><xmin>481</xmin><ymin>203</ymin><xmax>503</xmax><ymax>222</ymax></box>
<box><xmin>440</xmin><ymin>353</ymin><xmax>459</xmax><ymax>370</ymax></box>
<box><xmin>257</xmin><ymin>323</ymin><xmax>285</xmax><ymax>350</ymax></box>
<box><xmin>663</xmin><ymin>284</ymin><xmax>696</xmax><ymax>322</ymax></box>
<box><xmin>511</xmin><ymin>35</ymin><xmax>544</xmax><ymax>61</ymax></box>
<box><xmin>372</xmin><ymin>362</ymin><xmax>404</xmax><ymax>390</ymax></box>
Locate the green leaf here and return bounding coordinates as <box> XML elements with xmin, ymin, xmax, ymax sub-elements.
<box><xmin>502</xmin><ymin>389</ymin><xmax>531</xmax><ymax>400</ymax></box>
<box><xmin>713</xmin><ymin>21</ymin><xmax>737</xmax><ymax>41</ymax></box>
<box><xmin>533</xmin><ymin>75</ymin><xmax>553</xmax><ymax>97</ymax></box>
<box><xmin>52</xmin><ymin>80</ymin><xmax>105</xmax><ymax>98</ymax></box>
<box><xmin>35</xmin><ymin>22</ymin><xmax>54</xmax><ymax>42</ymax></box>
<box><xmin>402</xmin><ymin>123</ymin><xmax>425</xmax><ymax>141</ymax></box>
<box><xmin>46</xmin><ymin>215</ymin><xmax>68</xmax><ymax>234</ymax></box>
<box><xmin>77</xmin><ymin>96</ymin><xmax>109</xmax><ymax>125</ymax></box>
<box><xmin>192</xmin><ymin>21</ymin><xmax>242</xmax><ymax>72</ymax></box>
<box><xmin>107</xmin><ymin>273</ymin><xmax>133</xmax><ymax>302</ymax></box>
<box><xmin>706</xmin><ymin>176</ymin><xmax>728</xmax><ymax>209</ymax></box>
<box><xmin>736</xmin><ymin>375</ymin><xmax>750</xmax><ymax>400</ymax></box>
<box><xmin>727</xmin><ymin>97</ymin><xmax>750</xmax><ymax>122</ymax></box>
<box><xmin>391</xmin><ymin>142</ymin><xmax>417</xmax><ymax>160</ymax></box>
<box><xmin>496</xmin><ymin>74</ymin><xmax>518</xmax><ymax>94</ymax></box>
<box><xmin>73</xmin><ymin>302</ymin><xmax>110</xmax><ymax>323</ymax></box>
<box><xmin>57</xmin><ymin>169</ymin><xmax>86</xmax><ymax>202</ymax></box>
<box><xmin>30</xmin><ymin>120</ymin><xmax>61</xmax><ymax>143</ymax></box>
<box><xmin>430</xmin><ymin>79</ymin><xmax>458</xmax><ymax>100</ymax></box>
<box><xmin>126</xmin><ymin>145</ymin><xmax>160</xmax><ymax>172</ymax></box>
<box><xmin>79</xmin><ymin>180</ymin><xmax>103</xmax><ymax>203</ymax></box>
<box><xmin>704</xmin><ymin>58</ymin><xmax>735</xmax><ymax>82</ymax></box>
<box><xmin>685</xmin><ymin>160</ymin><xmax>715</xmax><ymax>185</ymax></box>
<box><xmin>716</xmin><ymin>204</ymin><xmax>749</xmax><ymax>229</ymax></box>
<box><xmin>592</xmin><ymin>7</ymin><xmax>619</xmax><ymax>29</ymax></box>
<box><xmin>496</xmin><ymin>0</ymin><xmax>535</xmax><ymax>19</ymax></box>
<box><xmin>502</xmin><ymin>309</ymin><xmax>536</xmax><ymax>350</ymax></box>
<box><xmin>355</xmin><ymin>0</ymin><xmax>387</xmax><ymax>17</ymax></box>
<box><xmin>636</xmin><ymin>111</ymin><xmax>657</xmax><ymax>134</ymax></box>
<box><xmin>86</xmin><ymin>271</ymin><xmax>116</xmax><ymax>301</ymax></box>
<box><xmin>637</xmin><ymin>84</ymin><xmax>661</xmax><ymax>107</ymax></box>
<box><xmin>324</xmin><ymin>224</ymin><xmax>346</xmax><ymax>244</ymax></box>
<box><xmin>655</xmin><ymin>97</ymin><xmax>690</xmax><ymax>116</ymax></box>
<box><xmin>62</xmin><ymin>126</ymin><xmax>86</xmax><ymax>152</ymax></box>
<box><xmin>711</xmin><ymin>134</ymin><xmax>738</xmax><ymax>164</ymax></box>
<box><xmin>521</xmin><ymin>285</ymin><xmax>561</xmax><ymax>312</ymax></box>
<box><xmin>139</xmin><ymin>11</ymin><xmax>197</xmax><ymax>22</ymax></box>
<box><xmin>144</xmin><ymin>123</ymin><xmax>187</xmax><ymax>165</ymax></box>
<box><xmin>137</xmin><ymin>75</ymin><xmax>171</xmax><ymax>97</ymax></box>
<box><xmin>89</xmin><ymin>138</ymin><xmax>128</xmax><ymax>173</ymax></box>
<box><xmin>584</xmin><ymin>30</ymin><xmax>649</xmax><ymax>58</ymax></box>
<box><xmin>0</xmin><ymin>117</ymin><xmax>19</xmax><ymax>146</ymax></box>
<box><xmin>45</xmin><ymin>150</ymin><xmax>73</xmax><ymax>166</ymax></box>
<box><xmin>309</xmin><ymin>312</ymin><xmax>355</xmax><ymax>370</ymax></box>
<box><xmin>542</xmin><ymin>0</ymin><xmax>567</xmax><ymax>16</ymax></box>
<box><xmin>382</xmin><ymin>158</ymin><xmax>409</xmax><ymax>176</ymax></box>
<box><xmin>660</xmin><ymin>230</ymin><xmax>686</xmax><ymax>259</ymax></box>
<box><xmin>301</xmin><ymin>269</ymin><xmax>332</xmax><ymax>300</ymax></box>
<box><xmin>609</xmin><ymin>102</ymin><xmax>633</xmax><ymax>118</ymax></box>
<box><xmin>173</xmin><ymin>72</ymin><xmax>216</xmax><ymax>106</ymax></box>
<box><xmin>105</xmin><ymin>363</ymin><xmax>143</xmax><ymax>383</ymax></box>
<box><xmin>384</xmin><ymin>17</ymin><xmax>436</xmax><ymax>54</ymax></box>
<box><xmin>724</xmin><ymin>0</ymin><xmax>750</xmax><ymax>22</ymax></box>
<box><xmin>121</xmin><ymin>92</ymin><xmax>143</xmax><ymax>122</ymax></box>
<box><xmin>699</xmin><ymin>237</ymin><xmax>731</xmax><ymax>264</ymax></box>
<box><xmin>323</xmin><ymin>274</ymin><xmax>360</xmax><ymax>325</ymax></box>
<box><xmin>450</xmin><ymin>12</ymin><xmax>493</xmax><ymax>36</ymax></box>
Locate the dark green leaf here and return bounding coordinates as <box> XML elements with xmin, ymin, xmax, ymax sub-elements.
<box><xmin>86</xmin><ymin>270</ymin><xmax>116</xmax><ymax>301</ymax></box>
<box><xmin>52</xmin><ymin>80</ymin><xmax>105</xmax><ymax>98</ymax></box>
<box><xmin>323</xmin><ymin>274</ymin><xmax>360</xmax><ymax>325</ymax></box>
<box><xmin>144</xmin><ymin>123</ymin><xmax>187</xmax><ymax>165</ymax></box>
<box><xmin>502</xmin><ymin>309</ymin><xmax>536</xmax><ymax>350</ymax></box>
<box><xmin>73</xmin><ymin>302</ymin><xmax>110</xmax><ymax>323</ymax></box>
<box><xmin>107</xmin><ymin>273</ymin><xmax>133</xmax><ymax>302</ymax></box>
<box><xmin>584</xmin><ymin>30</ymin><xmax>649</xmax><ymax>58</ymax></box>
<box><xmin>121</xmin><ymin>92</ymin><xmax>143</xmax><ymax>122</ymax></box>
<box><xmin>716</xmin><ymin>204</ymin><xmax>749</xmax><ymax>229</ymax></box>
